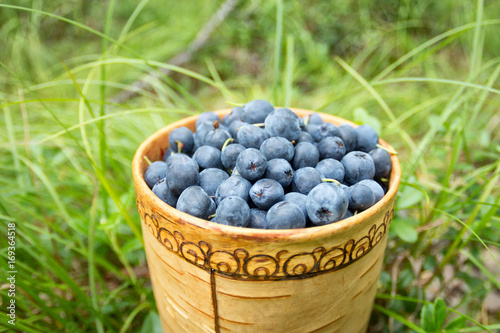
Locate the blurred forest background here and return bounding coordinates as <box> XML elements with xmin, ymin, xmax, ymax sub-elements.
<box><xmin>0</xmin><ymin>0</ymin><xmax>499</xmax><ymax>332</ymax></box>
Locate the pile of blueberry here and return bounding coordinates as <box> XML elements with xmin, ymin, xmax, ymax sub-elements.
<box><xmin>144</xmin><ymin>100</ymin><xmax>393</xmax><ymax>229</ymax></box>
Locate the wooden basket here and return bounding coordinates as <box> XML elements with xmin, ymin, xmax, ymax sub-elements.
<box><xmin>132</xmin><ymin>109</ymin><xmax>401</xmax><ymax>333</ymax></box>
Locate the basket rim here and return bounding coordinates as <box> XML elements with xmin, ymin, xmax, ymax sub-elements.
<box><xmin>132</xmin><ymin>108</ymin><xmax>401</xmax><ymax>242</ymax></box>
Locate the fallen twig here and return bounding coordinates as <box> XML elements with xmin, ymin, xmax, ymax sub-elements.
<box><xmin>112</xmin><ymin>0</ymin><xmax>238</xmax><ymax>104</ymax></box>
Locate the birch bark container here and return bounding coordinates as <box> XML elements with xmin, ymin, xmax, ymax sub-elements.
<box><xmin>132</xmin><ymin>109</ymin><xmax>401</xmax><ymax>333</ymax></box>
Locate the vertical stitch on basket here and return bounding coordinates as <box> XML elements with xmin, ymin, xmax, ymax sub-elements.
<box><xmin>211</xmin><ymin>269</ymin><xmax>221</xmax><ymax>333</ymax></box>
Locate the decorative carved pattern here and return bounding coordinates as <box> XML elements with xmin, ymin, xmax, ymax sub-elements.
<box><xmin>138</xmin><ymin>199</ymin><xmax>394</xmax><ymax>281</ymax></box>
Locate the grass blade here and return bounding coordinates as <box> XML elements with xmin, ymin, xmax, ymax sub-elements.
<box><xmin>3</xmin><ymin>106</ymin><xmax>25</xmax><ymax>189</ymax></box>
<box><xmin>117</xmin><ymin>0</ymin><xmax>151</xmax><ymax>42</ymax></box>
<box><xmin>461</xmin><ymin>250</ymin><xmax>500</xmax><ymax>290</ymax></box>
<box><xmin>333</xmin><ymin>56</ymin><xmax>419</xmax><ymax>163</ymax></box>
<box><xmin>273</xmin><ymin>0</ymin><xmax>283</xmax><ymax>104</ymax></box>
<box><xmin>283</xmin><ymin>35</ymin><xmax>295</xmax><ymax>107</ymax></box>
<box><xmin>437</xmin><ymin>208</ymin><xmax>500</xmax><ymax>271</ymax></box>
<box><xmin>373</xmin><ymin>304</ymin><xmax>426</xmax><ymax>333</ymax></box>
<box><xmin>18</xmin><ymin>155</ymin><xmax>85</xmax><ymax>238</ymax></box>
<box><xmin>375</xmin><ymin>78</ymin><xmax>500</xmax><ymax>96</ymax></box>
<box><xmin>119</xmin><ymin>302</ymin><xmax>151</xmax><ymax>333</ymax></box>
<box><xmin>372</xmin><ymin>19</ymin><xmax>500</xmax><ymax>81</ymax></box>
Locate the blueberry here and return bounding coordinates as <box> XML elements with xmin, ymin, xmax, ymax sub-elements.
<box><xmin>213</xmin><ymin>196</ymin><xmax>251</xmax><ymax>227</ymax></box>
<box><xmin>291</xmin><ymin>167</ymin><xmax>324</xmax><ymax>194</ymax></box>
<box><xmin>205</xmin><ymin>128</ymin><xmax>232</xmax><ymax>150</ymax></box>
<box><xmin>266</xmin><ymin>201</ymin><xmax>306</xmax><ymax>229</ymax></box>
<box><xmin>196</xmin><ymin>111</ymin><xmax>219</xmax><ymax>128</ymax></box>
<box><xmin>283</xmin><ymin>192</ymin><xmax>308</xmax><ymax>220</ymax></box>
<box><xmin>355</xmin><ymin>124</ymin><xmax>378</xmax><ymax>152</ymax></box>
<box><xmin>165</xmin><ymin>153</ymin><xmax>199</xmax><ymax>171</ymax></box>
<box><xmin>342</xmin><ymin>209</ymin><xmax>354</xmax><ymax>220</ymax></box>
<box><xmin>378</xmin><ymin>180</ymin><xmax>389</xmax><ymax>194</ymax></box>
<box><xmin>338</xmin><ymin>124</ymin><xmax>357</xmax><ymax>153</ymax></box>
<box><xmin>248</xmin><ymin>199</ymin><xmax>258</xmax><ymax>209</ymax></box>
<box><xmin>144</xmin><ymin>161</ymin><xmax>168</xmax><ymax>189</ymax></box>
<box><xmin>260</xmin><ymin>137</ymin><xmax>295</xmax><ymax>162</ymax></box>
<box><xmin>357</xmin><ymin>179</ymin><xmax>384</xmax><ymax>202</ymax></box>
<box><xmin>235</xmin><ymin>148</ymin><xmax>267</xmax><ymax>181</ymax></box>
<box><xmin>193</xmin><ymin>121</ymin><xmax>214</xmax><ymax>146</ymax></box>
<box><xmin>242</xmin><ymin>99</ymin><xmax>274</xmax><ymax>124</ymax></box>
<box><xmin>166</xmin><ymin>158</ymin><xmax>200</xmax><ymax>196</ymax></box>
<box><xmin>176</xmin><ymin>186</ymin><xmax>216</xmax><ymax>219</ymax></box>
<box><xmin>369</xmin><ymin>148</ymin><xmax>392</xmax><ymax>181</ymax></box>
<box><xmin>345</xmin><ymin>183</ymin><xmax>375</xmax><ymax>212</ymax></box>
<box><xmin>341</xmin><ymin>151</ymin><xmax>376</xmax><ymax>185</ymax></box>
<box><xmin>249</xmin><ymin>178</ymin><xmax>285</xmax><ymax>210</ymax></box>
<box><xmin>152</xmin><ymin>178</ymin><xmax>178</xmax><ymax>207</ymax></box>
<box><xmin>221</xmin><ymin>143</ymin><xmax>245</xmax><ymax>170</ymax></box>
<box><xmin>168</xmin><ymin>126</ymin><xmax>195</xmax><ymax>154</ymax></box>
<box><xmin>296</xmin><ymin>131</ymin><xmax>315</xmax><ymax>144</ymax></box>
<box><xmin>264</xmin><ymin>158</ymin><xmax>294</xmax><ymax>188</ymax></box>
<box><xmin>317</xmin><ymin>136</ymin><xmax>346</xmax><ymax>160</ymax></box>
<box><xmin>310</xmin><ymin>113</ymin><xmax>323</xmax><ymax>124</ymax></box>
<box><xmin>215</xmin><ymin>175</ymin><xmax>252</xmax><ymax>205</ymax></box>
<box><xmin>248</xmin><ymin>209</ymin><xmax>269</xmax><ymax>229</ymax></box>
<box><xmin>222</xmin><ymin>106</ymin><xmax>244</xmax><ymax>126</ymax></box>
<box><xmin>307</xmin><ymin>123</ymin><xmax>341</xmax><ymax>142</ymax></box>
<box><xmin>228</xmin><ymin>120</ymin><xmax>247</xmax><ymax>138</ymax></box>
<box><xmin>303</xmin><ymin>113</ymin><xmax>323</xmax><ymax>126</ymax></box>
<box><xmin>291</xmin><ymin>142</ymin><xmax>319</xmax><ymax>169</ymax></box>
<box><xmin>264</xmin><ymin>108</ymin><xmax>302</xmax><ymax>141</ymax></box>
<box><xmin>192</xmin><ymin>145</ymin><xmax>223</xmax><ymax>170</ymax></box>
<box><xmin>298</xmin><ymin>117</ymin><xmax>306</xmax><ymax>130</ymax></box>
<box><xmin>163</xmin><ymin>147</ymin><xmax>174</xmax><ymax>162</ymax></box>
<box><xmin>237</xmin><ymin>125</ymin><xmax>269</xmax><ymax>149</ymax></box>
<box><xmin>199</xmin><ymin>168</ymin><xmax>229</xmax><ymax>197</ymax></box>
<box><xmin>306</xmin><ymin>183</ymin><xmax>348</xmax><ymax>226</ymax></box>
<box><xmin>192</xmin><ymin>139</ymin><xmax>201</xmax><ymax>154</ymax></box>
<box><xmin>194</xmin><ymin>121</ymin><xmax>217</xmax><ymax>145</ymax></box>
<box><xmin>315</xmin><ymin>158</ymin><xmax>345</xmax><ymax>183</ymax></box>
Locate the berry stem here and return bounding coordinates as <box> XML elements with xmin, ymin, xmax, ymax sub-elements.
<box><xmin>303</xmin><ymin>115</ymin><xmax>310</xmax><ymax>126</ymax></box>
<box><xmin>321</xmin><ymin>178</ymin><xmax>341</xmax><ymax>186</ymax></box>
<box><xmin>221</xmin><ymin>138</ymin><xmax>234</xmax><ymax>151</ymax></box>
<box><xmin>175</xmin><ymin>140</ymin><xmax>183</xmax><ymax>153</ymax></box>
<box><xmin>253</xmin><ymin>123</ymin><xmax>265</xmax><ymax>127</ymax></box>
<box><xmin>143</xmin><ymin>156</ymin><xmax>152</xmax><ymax>165</ymax></box>
<box><xmin>208</xmin><ymin>214</ymin><xmax>216</xmax><ymax>219</ymax></box>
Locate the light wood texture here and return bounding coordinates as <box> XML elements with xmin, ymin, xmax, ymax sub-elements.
<box><xmin>133</xmin><ymin>109</ymin><xmax>402</xmax><ymax>333</ymax></box>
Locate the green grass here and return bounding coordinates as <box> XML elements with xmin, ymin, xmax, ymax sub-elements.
<box><xmin>0</xmin><ymin>0</ymin><xmax>499</xmax><ymax>332</ymax></box>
